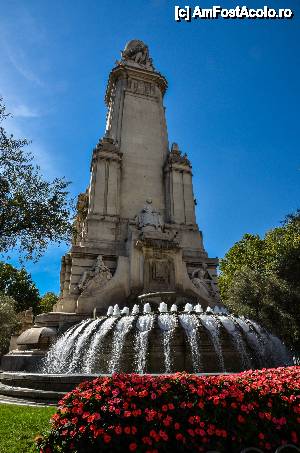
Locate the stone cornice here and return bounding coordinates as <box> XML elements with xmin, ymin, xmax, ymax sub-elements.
<box><xmin>90</xmin><ymin>136</ymin><xmax>123</xmax><ymax>169</ymax></box>
<box><xmin>164</xmin><ymin>162</ymin><xmax>192</xmax><ymax>174</ymax></box>
<box><xmin>105</xmin><ymin>64</ymin><xmax>168</xmax><ymax>105</ymax></box>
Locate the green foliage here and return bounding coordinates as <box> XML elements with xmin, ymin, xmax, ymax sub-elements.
<box><xmin>218</xmin><ymin>233</ymin><xmax>265</xmax><ymax>301</ymax></box>
<box><xmin>39</xmin><ymin>292</ymin><xmax>58</xmax><ymax>313</ymax></box>
<box><xmin>0</xmin><ymin>261</ymin><xmax>40</xmax><ymax>313</ymax></box>
<box><xmin>219</xmin><ymin>210</ymin><xmax>300</xmax><ymax>355</ymax></box>
<box><xmin>0</xmin><ymin>96</ymin><xmax>74</xmax><ymax>262</ymax></box>
<box><xmin>264</xmin><ymin>210</ymin><xmax>300</xmax><ymax>284</ymax></box>
<box><xmin>0</xmin><ymin>293</ymin><xmax>19</xmax><ymax>356</ymax></box>
<box><xmin>0</xmin><ymin>404</ymin><xmax>56</xmax><ymax>453</ymax></box>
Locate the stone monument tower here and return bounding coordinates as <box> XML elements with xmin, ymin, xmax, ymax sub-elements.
<box><xmin>55</xmin><ymin>39</ymin><xmax>219</xmax><ymax>316</ymax></box>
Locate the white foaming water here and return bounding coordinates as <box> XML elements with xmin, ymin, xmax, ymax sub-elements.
<box><xmin>219</xmin><ymin>316</ymin><xmax>252</xmax><ymax>369</ymax></box>
<box><xmin>179</xmin><ymin>314</ymin><xmax>202</xmax><ymax>372</ymax></box>
<box><xmin>66</xmin><ymin>319</ymin><xmax>102</xmax><ymax>373</ymax></box>
<box><xmin>108</xmin><ymin>316</ymin><xmax>134</xmax><ymax>373</ymax></box>
<box><xmin>249</xmin><ymin>320</ymin><xmax>291</xmax><ymax>366</ymax></box>
<box><xmin>158</xmin><ymin>314</ymin><xmax>177</xmax><ymax>373</ymax></box>
<box><xmin>132</xmin><ymin>304</ymin><xmax>139</xmax><ymax>315</ymax></box>
<box><xmin>247</xmin><ymin>320</ymin><xmax>274</xmax><ymax>365</ymax></box>
<box><xmin>42</xmin><ymin>319</ymin><xmax>92</xmax><ymax>373</ymax></box>
<box><xmin>159</xmin><ymin>302</ymin><xmax>168</xmax><ymax>313</ymax></box>
<box><xmin>184</xmin><ymin>303</ymin><xmax>193</xmax><ymax>312</ymax></box>
<box><xmin>135</xmin><ymin>314</ymin><xmax>154</xmax><ymax>373</ymax></box>
<box><xmin>144</xmin><ymin>303</ymin><xmax>151</xmax><ymax>314</ymax></box>
<box><xmin>82</xmin><ymin>317</ymin><xmax>116</xmax><ymax>373</ymax></box>
<box><xmin>107</xmin><ymin>306</ymin><xmax>113</xmax><ymax>316</ymax></box>
<box><xmin>113</xmin><ymin>304</ymin><xmax>121</xmax><ymax>316</ymax></box>
<box><xmin>200</xmin><ymin>315</ymin><xmax>225</xmax><ymax>371</ymax></box>
<box><xmin>234</xmin><ymin>317</ymin><xmax>265</xmax><ymax>367</ymax></box>
<box><xmin>195</xmin><ymin>304</ymin><xmax>203</xmax><ymax>313</ymax></box>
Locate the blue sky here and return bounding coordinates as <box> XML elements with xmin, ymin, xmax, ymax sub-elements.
<box><xmin>1</xmin><ymin>0</ymin><xmax>299</xmax><ymax>295</ymax></box>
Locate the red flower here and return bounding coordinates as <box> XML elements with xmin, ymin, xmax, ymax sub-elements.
<box><xmin>291</xmin><ymin>431</ymin><xmax>298</xmax><ymax>444</ymax></box>
<box><xmin>37</xmin><ymin>367</ymin><xmax>300</xmax><ymax>453</ymax></box>
<box><xmin>237</xmin><ymin>415</ymin><xmax>245</xmax><ymax>423</ymax></box>
<box><xmin>159</xmin><ymin>430</ymin><xmax>168</xmax><ymax>441</ymax></box>
<box><xmin>103</xmin><ymin>434</ymin><xmax>111</xmax><ymax>443</ymax></box>
<box><xmin>115</xmin><ymin>425</ymin><xmax>122</xmax><ymax>435</ymax></box>
<box><xmin>142</xmin><ymin>436</ymin><xmax>152</xmax><ymax>445</ymax></box>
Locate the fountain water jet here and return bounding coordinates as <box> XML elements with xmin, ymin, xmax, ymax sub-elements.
<box><xmin>40</xmin><ymin>303</ymin><xmax>292</xmax><ymax>375</ymax></box>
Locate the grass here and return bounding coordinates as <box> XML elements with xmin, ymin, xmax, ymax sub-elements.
<box><xmin>0</xmin><ymin>404</ymin><xmax>56</xmax><ymax>453</ymax></box>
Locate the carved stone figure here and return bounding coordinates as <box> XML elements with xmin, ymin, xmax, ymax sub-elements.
<box><xmin>192</xmin><ymin>264</ymin><xmax>210</xmax><ymax>298</ymax></box>
<box><xmin>136</xmin><ymin>199</ymin><xmax>164</xmax><ymax>232</ymax></box>
<box><xmin>78</xmin><ymin>255</ymin><xmax>112</xmax><ymax>293</ymax></box>
<box><xmin>121</xmin><ymin>40</ymin><xmax>154</xmax><ymax>70</ymax></box>
<box><xmin>192</xmin><ymin>263</ymin><xmax>220</xmax><ymax>301</ymax></box>
<box><xmin>18</xmin><ymin>308</ymin><xmax>34</xmax><ymax>332</ymax></box>
<box><xmin>168</xmin><ymin>143</ymin><xmax>191</xmax><ymax>166</ymax></box>
<box><xmin>73</xmin><ymin>191</ymin><xmax>89</xmax><ymax>244</ymax></box>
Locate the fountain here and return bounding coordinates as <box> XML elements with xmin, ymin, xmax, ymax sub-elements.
<box><xmin>39</xmin><ymin>301</ymin><xmax>291</xmax><ymax>375</ymax></box>
<box><xmin>0</xmin><ymin>40</ymin><xmax>293</xmax><ymax>399</ymax></box>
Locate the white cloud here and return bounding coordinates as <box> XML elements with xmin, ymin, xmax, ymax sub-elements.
<box><xmin>11</xmin><ymin>103</ymin><xmax>40</xmax><ymax>118</ymax></box>
<box><xmin>6</xmin><ymin>46</ymin><xmax>45</xmax><ymax>87</ymax></box>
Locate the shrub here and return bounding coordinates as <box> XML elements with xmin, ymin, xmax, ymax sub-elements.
<box><xmin>38</xmin><ymin>367</ymin><xmax>300</xmax><ymax>452</ymax></box>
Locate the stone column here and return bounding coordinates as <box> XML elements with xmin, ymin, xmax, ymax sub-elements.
<box><xmin>164</xmin><ymin>143</ymin><xmax>196</xmax><ymax>226</ymax></box>
<box><xmin>62</xmin><ymin>254</ymin><xmax>72</xmax><ymax>298</ymax></box>
<box><xmin>182</xmin><ymin>171</ymin><xmax>196</xmax><ymax>225</ymax></box>
<box><xmin>59</xmin><ymin>256</ymin><xmax>66</xmax><ymax>297</ymax></box>
<box><xmin>88</xmin><ymin>137</ymin><xmax>122</xmax><ymax>217</ymax></box>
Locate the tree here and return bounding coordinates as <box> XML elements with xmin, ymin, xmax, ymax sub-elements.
<box><xmin>218</xmin><ymin>233</ymin><xmax>265</xmax><ymax>302</ymax></box>
<box><xmin>219</xmin><ymin>210</ymin><xmax>300</xmax><ymax>356</ymax></box>
<box><xmin>0</xmin><ymin>293</ymin><xmax>19</xmax><ymax>356</ymax></box>
<box><xmin>39</xmin><ymin>292</ymin><xmax>58</xmax><ymax>313</ymax></box>
<box><xmin>0</xmin><ymin>96</ymin><xmax>74</xmax><ymax>261</ymax></box>
<box><xmin>0</xmin><ymin>261</ymin><xmax>40</xmax><ymax>313</ymax></box>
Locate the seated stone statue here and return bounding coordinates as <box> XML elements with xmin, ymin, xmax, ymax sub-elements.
<box><xmin>121</xmin><ymin>40</ymin><xmax>154</xmax><ymax>70</ymax></box>
<box><xmin>136</xmin><ymin>198</ymin><xmax>164</xmax><ymax>232</ymax></box>
<box><xmin>78</xmin><ymin>255</ymin><xmax>112</xmax><ymax>293</ymax></box>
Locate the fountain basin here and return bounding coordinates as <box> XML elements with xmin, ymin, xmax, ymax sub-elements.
<box><xmin>40</xmin><ymin>310</ymin><xmax>292</xmax><ymax>375</ymax></box>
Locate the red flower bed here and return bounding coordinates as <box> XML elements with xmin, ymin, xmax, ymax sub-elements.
<box><xmin>38</xmin><ymin>367</ymin><xmax>300</xmax><ymax>452</ymax></box>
